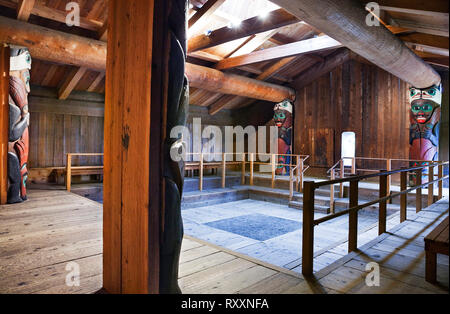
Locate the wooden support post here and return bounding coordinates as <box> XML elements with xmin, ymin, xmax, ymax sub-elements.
<box><xmin>221</xmin><ymin>152</ymin><xmax>226</xmax><ymax>188</ymax></box>
<box><xmin>65</xmin><ymin>154</ymin><xmax>72</xmax><ymax>192</ymax></box>
<box><xmin>241</xmin><ymin>152</ymin><xmax>246</xmax><ymax>185</ymax></box>
<box><xmin>330</xmin><ymin>170</ymin><xmax>335</xmax><ymax>214</ymax></box>
<box><xmin>428</xmin><ymin>164</ymin><xmax>434</xmax><ymax>206</ymax></box>
<box><xmin>0</xmin><ymin>45</ymin><xmax>8</xmax><ymax>205</ymax></box>
<box><xmin>249</xmin><ymin>153</ymin><xmax>254</xmax><ymax>186</ymax></box>
<box><xmin>271</xmin><ymin>154</ymin><xmax>276</xmax><ymax>189</ymax></box>
<box><xmin>299</xmin><ymin>157</ymin><xmax>304</xmax><ymax>193</ymax></box>
<box><xmin>379</xmin><ymin>174</ymin><xmax>388</xmax><ymax>235</ymax></box>
<box><xmin>400</xmin><ymin>170</ymin><xmax>407</xmax><ymax>223</ymax></box>
<box><xmin>199</xmin><ymin>153</ymin><xmax>204</xmax><ymax>191</ymax></box>
<box><xmin>351</xmin><ymin>157</ymin><xmax>356</xmax><ymax>175</ymax></box>
<box><xmin>416</xmin><ymin>169</ymin><xmax>422</xmax><ymax>213</ymax></box>
<box><xmin>348</xmin><ymin>180</ymin><xmax>358</xmax><ymax>252</ymax></box>
<box><xmin>103</xmin><ymin>0</ymin><xmax>175</xmax><ymax>294</ymax></box>
<box><xmin>339</xmin><ymin>159</ymin><xmax>344</xmax><ymax>198</ymax></box>
<box><xmin>438</xmin><ymin>164</ymin><xmax>443</xmax><ymax>200</ymax></box>
<box><xmin>295</xmin><ymin>155</ymin><xmax>300</xmax><ymax>191</ymax></box>
<box><xmin>302</xmin><ymin>181</ymin><xmax>315</xmax><ymax>276</ymax></box>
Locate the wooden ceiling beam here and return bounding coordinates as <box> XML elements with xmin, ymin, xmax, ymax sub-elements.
<box><xmin>188</xmin><ymin>0</ymin><xmax>225</xmax><ymax>35</ymax></box>
<box><xmin>215</xmin><ymin>35</ymin><xmax>342</xmax><ymax>70</ymax></box>
<box><xmin>358</xmin><ymin>0</ymin><xmax>449</xmax><ymax>16</ymax></box>
<box><xmin>398</xmin><ymin>33</ymin><xmax>449</xmax><ymax>50</ymax></box>
<box><xmin>58</xmin><ymin>66</ymin><xmax>88</xmax><ymax>100</ymax></box>
<box><xmin>391</xmin><ymin>19</ymin><xmax>449</xmax><ymax>37</ymax></box>
<box><xmin>87</xmin><ymin>72</ymin><xmax>106</xmax><ymax>92</ymax></box>
<box><xmin>271</xmin><ymin>0</ymin><xmax>441</xmax><ymax>88</ymax></box>
<box><xmin>209</xmin><ymin>55</ymin><xmax>299</xmax><ymax>115</ymax></box>
<box><xmin>0</xmin><ymin>16</ymin><xmax>293</xmax><ymax>102</ymax></box>
<box><xmin>186</xmin><ymin>63</ymin><xmax>295</xmax><ymax>102</ymax></box>
<box><xmin>291</xmin><ymin>48</ymin><xmax>351</xmax><ymax>90</ymax></box>
<box><xmin>17</xmin><ymin>0</ymin><xmax>35</xmax><ymax>21</ymax></box>
<box><xmin>188</xmin><ymin>9</ymin><xmax>299</xmax><ymax>52</ymax></box>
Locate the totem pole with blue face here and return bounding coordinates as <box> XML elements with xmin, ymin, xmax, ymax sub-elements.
<box><xmin>273</xmin><ymin>100</ymin><xmax>293</xmax><ymax>175</ymax></box>
<box><xmin>8</xmin><ymin>47</ymin><xmax>31</xmax><ymax>204</ymax></box>
<box><xmin>409</xmin><ymin>84</ymin><xmax>441</xmax><ymax>183</ymax></box>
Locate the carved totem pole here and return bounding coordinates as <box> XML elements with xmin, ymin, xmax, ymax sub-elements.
<box><xmin>160</xmin><ymin>0</ymin><xmax>189</xmax><ymax>294</ymax></box>
<box><xmin>8</xmin><ymin>47</ymin><xmax>31</xmax><ymax>204</ymax></box>
<box><xmin>273</xmin><ymin>100</ymin><xmax>293</xmax><ymax>175</ymax></box>
<box><xmin>409</xmin><ymin>84</ymin><xmax>441</xmax><ymax>182</ymax></box>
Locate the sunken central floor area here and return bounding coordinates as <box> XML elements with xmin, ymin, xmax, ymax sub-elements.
<box><xmin>0</xmin><ymin>189</ymin><xmax>448</xmax><ymax>294</ymax></box>
<box><xmin>182</xmin><ymin>199</ymin><xmax>393</xmax><ymax>272</ymax></box>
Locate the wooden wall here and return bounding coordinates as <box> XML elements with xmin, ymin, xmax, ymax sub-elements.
<box><xmin>28</xmin><ymin>86</ymin><xmax>104</xmax><ymax>169</ymax></box>
<box><xmin>293</xmin><ymin>59</ymin><xmax>412</xmax><ymax>169</ymax></box>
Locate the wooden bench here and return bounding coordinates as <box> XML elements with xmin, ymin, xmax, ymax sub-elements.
<box><xmin>424</xmin><ymin>216</ymin><xmax>449</xmax><ymax>283</ymax></box>
<box><xmin>65</xmin><ymin>153</ymin><xmax>104</xmax><ymax>192</ymax></box>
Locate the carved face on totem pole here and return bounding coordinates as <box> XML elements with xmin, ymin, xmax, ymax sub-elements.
<box><xmin>408</xmin><ymin>84</ymin><xmax>441</xmax><ymax>166</ymax></box>
<box><xmin>273</xmin><ymin>100</ymin><xmax>293</xmax><ymax>175</ymax></box>
<box><xmin>7</xmin><ymin>47</ymin><xmax>31</xmax><ymax>204</ymax></box>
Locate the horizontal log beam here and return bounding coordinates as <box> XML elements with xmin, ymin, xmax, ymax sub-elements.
<box><xmin>186</xmin><ymin>63</ymin><xmax>295</xmax><ymax>102</ymax></box>
<box><xmin>188</xmin><ymin>8</ymin><xmax>299</xmax><ymax>52</ymax></box>
<box><xmin>215</xmin><ymin>35</ymin><xmax>342</xmax><ymax>70</ymax></box>
<box><xmin>0</xmin><ymin>16</ymin><xmax>292</xmax><ymax>102</ymax></box>
<box><xmin>271</xmin><ymin>0</ymin><xmax>441</xmax><ymax>88</ymax></box>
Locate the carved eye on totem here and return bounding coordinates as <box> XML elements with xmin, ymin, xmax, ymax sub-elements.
<box><xmin>427</xmin><ymin>88</ymin><xmax>437</xmax><ymax>96</ymax></box>
<box><xmin>410</xmin><ymin>88</ymin><xmax>419</xmax><ymax>98</ymax></box>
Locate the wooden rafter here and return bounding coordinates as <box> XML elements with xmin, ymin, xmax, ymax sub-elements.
<box><xmin>358</xmin><ymin>0</ymin><xmax>449</xmax><ymax>15</ymax></box>
<box><xmin>58</xmin><ymin>67</ymin><xmax>88</xmax><ymax>100</ymax></box>
<box><xmin>390</xmin><ymin>19</ymin><xmax>449</xmax><ymax>37</ymax></box>
<box><xmin>209</xmin><ymin>55</ymin><xmax>298</xmax><ymax>115</ymax></box>
<box><xmin>291</xmin><ymin>48</ymin><xmax>351</xmax><ymax>90</ymax></box>
<box><xmin>215</xmin><ymin>35</ymin><xmax>342</xmax><ymax>70</ymax></box>
<box><xmin>17</xmin><ymin>0</ymin><xmax>35</xmax><ymax>21</ymax></box>
<box><xmin>398</xmin><ymin>33</ymin><xmax>449</xmax><ymax>50</ymax></box>
<box><xmin>188</xmin><ymin>0</ymin><xmax>225</xmax><ymax>35</ymax></box>
<box><xmin>41</xmin><ymin>64</ymin><xmax>58</xmax><ymax>86</ymax></box>
<box><xmin>87</xmin><ymin>72</ymin><xmax>106</xmax><ymax>92</ymax></box>
<box><xmin>188</xmin><ymin>8</ymin><xmax>298</xmax><ymax>52</ymax></box>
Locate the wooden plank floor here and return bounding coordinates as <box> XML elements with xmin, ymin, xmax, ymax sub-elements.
<box><xmin>0</xmin><ymin>189</ymin><xmax>448</xmax><ymax>294</ymax></box>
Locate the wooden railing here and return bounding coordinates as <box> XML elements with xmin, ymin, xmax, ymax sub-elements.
<box><xmin>301</xmin><ymin>161</ymin><xmax>449</xmax><ymax>276</ymax></box>
<box><xmin>66</xmin><ymin>153</ymin><xmax>104</xmax><ymax>192</ymax></box>
<box><xmin>185</xmin><ymin>152</ymin><xmax>309</xmax><ymax>191</ymax></box>
<box><xmin>327</xmin><ymin>157</ymin><xmax>440</xmax><ymax>210</ymax></box>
